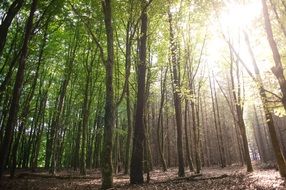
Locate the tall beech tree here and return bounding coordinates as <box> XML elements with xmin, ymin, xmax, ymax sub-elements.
<box><xmin>130</xmin><ymin>0</ymin><xmax>149</xmax><ymax>184</ymax></box>
<box><xmin>101</xmin><ymin>0</ymin><xmax>115</xmax><ymax>188</ymax></box>
<box><xmin>168</xmin><ymin>5</ymin><xmax>185</xmax><ymax>177</ymax></box>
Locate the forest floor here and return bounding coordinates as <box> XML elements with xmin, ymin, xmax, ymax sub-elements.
<box><xmin>0</xmin><ymin>163</ymin><xmax>285</xmax><ymax>190</ymax></box>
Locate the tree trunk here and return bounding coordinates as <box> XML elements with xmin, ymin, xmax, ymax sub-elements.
<box><xmin>195</xmin><ymin>90</ymin><xmax>202</xmax><ymax>174</ymax></box>
<box><xmin>49</xmin><ymin>38</ymin><xmax>76</xmax><ymax>174</ymax></box>
<box><xmin>244</xmin><ymin>31</ymin><xmax>286</xmax><ymax>177</ymax></box>
<box><xmin>261</xmin><ymin>0</ymin><xmax>286</xmax><ymax>111</ymax></box>
<box><xmin>101</xmin><ymin>0</ymin><xmax>115</xmax><ymax>188</ymax></box>
<box><xmin>123</xmin><ymin>18</ymin><xmax>133</xmax><ymax>174</ymax></box>
<box><xmin>168</xmin><ymin>8</ymin><xmax>185</xmax><ymax>177</ymax></box>
<box><xmin>229</xmin><ymin>51</ymin><xmax>253</xmax><ymax>172</ymax></box>
<box><xmin>0</xmin><ymin>25</ymin><xmax>21</xmax><ymax>95</ymax></box>
<box><xmin>209</xmin><ymin>73</ymin><xmax>225</xmax><ymax>168</ymax></box>
<box><xmin>253</xmin><ymin>105</ymin><xmax>267</xmax><ymax>162</ymax></box>
<box><xmin>124</xmin><ymin>82</ymin><xmax>132</xmax><ymax>174</ymax></box>
<box><xmin>184</xmin><ymin>100</ymin><xmax>194</xmax><ymax>172</ymax></box>
<box><xmin>31</xmin><ymin>86</ymin><xmax>49</xmax><ymax>170</ymax></box>
<box><xmin>130</xmin><ymin>0</ymin><xmax>148</xmax><ymax>184</ymax></box>
<box><xmin>0</xmin><ymin>0</ymin><xmax>37</xmax><ymax>178</ymax></box>
<box><xmin>11</xmin><ymin>22</ymin><xmax>48</xmax><ymax>177</ymax></box>
<box><xmin>157</xmin><ymin>68</ymin><xmax>168</xmax><ymax>171</ymax></box>
<box><xmin>0</xmin><ymin>0</ymin><xmax>24</xmax><ymax>58</ymax></box>
<box><xmin>80</xmin><ymin>59</ymin><xmax>92</xmax><ymax>175</ymax></box>
<box><xmin>269</xmin><ymin>0</ymin><xmax>286</xmax><ymax>38</ymax></box>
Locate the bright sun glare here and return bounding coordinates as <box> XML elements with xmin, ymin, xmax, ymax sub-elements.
<box><xmin>220</xmin><ymin>0</ymin><xmax>262</xmax><ymax>29</ymax></box>
<box><xmin>207</xmin><ymin>0</ymin><xmax>272</xmax><ymax>73</ymax></box>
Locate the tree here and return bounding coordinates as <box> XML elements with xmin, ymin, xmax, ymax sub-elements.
<box><xmin>229</xmin><ymin>47</ymin><xmax>253</xmax><ymax>172</ymax></box>
<box><xmin>168</xmin><ymin>6</ymin><xmax>185</xmax><ymax>177</ymax></box>
<box><xmin>0</xmin><ymin>0</ymin><xmax>38</xmax><ymax>178</ymax></box>
<box><xmin>130</xmin><ymin>0</ymin><xmax>149</xmax><ymax>184</ymax></box>
<box><xmin>244</xmin><ymin>31</ymin><xmax>286</xmax><ymax>177</ymax></box>
<box><xmin>261</xmin><ymin>0</ymin><xmax>286</xmax><ymax>111</ymax></box>
<box><xmin>80</xmin><ymin>44</ymin><xmax>94</xmax><ymax>175</ymax></box>
<box><xmin>209</xmin><ymin>71</ymin><xmax>226</xmax><ymax>168</ymax></box>
<box><xmin>49</xmin><ymin>31</ymin><xmax>78</xmax><ymax>175</ymax></box>
<box><xmin>157</xmin><ymin>67</ymin><xmax>168</xmax><ymax>171</ymax></box>
<box><xmin>101</xmin><ymin>0</ymin><xmax>115</xmax><ymax>188</ymax></box>
<box><xmin>0</xmin><ymin>0</ymin><xmax>24</xmax><ymax>58</ymax></box>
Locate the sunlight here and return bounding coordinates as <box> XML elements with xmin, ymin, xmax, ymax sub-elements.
<box><xmin>220</xmin><ymin>0</ymin><xmax>262</xmax><ymax>30</ymax></box>
<box><xmin>206</xmin><ymin>0</ymin><xmax>273</xmax><ymax>74</ymax></box>
<box><xmin>170</xmin><ymin>4</ymin><xmax>180</xmax><ymax>14</ymax></box>
<box><xmin>218</xmin><ymin>0</ymin><xmax>262</xmax><ymax>38</ymax></box>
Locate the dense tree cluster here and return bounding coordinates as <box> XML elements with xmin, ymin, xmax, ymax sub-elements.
<box><xmin>1</xmin><ymin>0</ymin><xmax>286</xmax><ymax>189</ymax></box>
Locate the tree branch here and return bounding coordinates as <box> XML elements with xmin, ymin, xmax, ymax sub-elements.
<box><xmin>69</xmin><ymin>2</ymin><xmax>106</xmax><ymax>65</ymax></box>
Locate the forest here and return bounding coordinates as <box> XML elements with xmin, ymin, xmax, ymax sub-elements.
<box><xmin>1</xmin><ymin>0</ymin><xmax>286</xmax><ymax>189</ymax></box>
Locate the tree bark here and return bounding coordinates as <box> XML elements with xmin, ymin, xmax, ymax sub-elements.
<box><xmin>130</xmin><ymin>0</ymin><xmax>148</xmax><ymax>184</ymax></box>
<box><xmin>101</xmin><ymin>0</ymin><xmax>115</xmax><ymax>188</ymax></box>
<box><xmin>253</xmin><ymin>105</ymin><xmax>267</xmax><ymax>163</ymax></box>
<box><xmin>49</xmin><ymin>33</ymin><xmax>77</xmax><ymax>174</ymax></box>
<box><xmin>124</xmin><ymin>81</ymin><xmax>132</xmax><ymax>174</ymax></box>
<box><xmin>0</xmin><ymin>0</ymin><xmax>37</xmax><ymax>179</ymax></box>
<box><xmin>168</xmin><ymin>8</ymin><xmax>185</xmax><ymax>177</ymax></box>
<box><xmin>195</xmin><ymin>89</ymin><xmax>202</xmax><ymax>174</ymax></box>
<box><xmin>184</xmin><ymin>100</ymin><xmax>194</xmax><ymax>172</ymax></box>
<box><xmin>209</xmin><ymin>73</ymin><xmax>225</xmax><ymax>168</ymax></box>
<box><xmin>157</xmin><ymin>68</ymin><xmax>168</xmax><ymax>172</ymax></box>
<box><xmin>229</xmin><ymin>49</ymin><xmax>253</xmax><ymax>172</ymax></box>
<box><xmin>0</xmin><ymin>0</ymin><xmax>24</xmax><ymax>58</ymax></box>
<box><xmin>80</xmin><ymin>52</ymin><xmax>92</xmax><ymax>175</ymax></box>
<box><xmin>244</xmin><ymin>31</ymin><xmax>286</xmax><ymax>177</ymax></box>
<box><xmin>261</xmin><ymin>0</ymin><xmax>286</xmax><ymax>111</ymax></box>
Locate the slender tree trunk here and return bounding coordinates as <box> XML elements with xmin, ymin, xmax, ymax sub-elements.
<box><xmin>143</xmin><ymin>105</ymin><xmax>151</xmax><ymax>182</ymax></box>
<box><xmin>253</xmin><ymin>105</ymin><xmax>267</xmax><ymax>162</ymax></box>
<box><xmin>0</xmin><ymin>25</ymin><xmax>21</xmax><ymax>95</ymax></box>
<box><xmin>11</xmin><ymin>23</ymin><xmax>48</xmax><ymax>177</ymax></box>
<box><xmin>166</xmin><ymin>105</ymin><xmax>171</xmax><ymax>167</ymax></box>
<box><xmin>74</xmin><ymin>121</ymin><xmax>81</xmax><ymax>170</ymax></box>
<box><xmin>213</xmin><ymin>76</ymin><xmax>226</xmax><ymax>167</ymax></box>
<box><xmin>209</xmin><ymin>73</ymin><xmax>225</xmax><ymax>168</ymax></box>
<box><xmin>244</xmin><ymin>31</ymin><xmax>286</xmax><ymax>177</ymax></box>
<box><xmin>191</xmin><ymin>97</ymin><xmax>198</xmax><ymax>168</ymax></box>
<box><xmin>195</xmin><ymin>90</ymin><xmax>202</xmax><ymax>174</ymax></box>
<box><xmin>269</xmin><ymin>0</ymin><xmax>286</xmax><ymax>38</ymax></box>
<box><xmin>202</xmin><ymin>97</ymin><xmax>210</xmax><ymax>167</ymax></box>
<box><xmin>184</xmin><ymin>100</ymin><xmax>194</xmax><ymax>172</ymax></box>
<box><xmin>123</xmin><ymin>18</ymin><xmax>133</xmax><ymax>174</ymax></box>
<box><xmin>0</xmin><ymin>0</ymin><xmax>37</xmax><ymax>178</ymax></box>
<box><xmin>31</xmin><ymin>86</ymin><xmax>48</xmax><ymax>170</ymax></box>
<box><xmin>261</xmin><ymin>0</ymin><xmax>286</xmax><ymax>111</ymax></box>
<box><xmin>0</xmin><ymin>0</ymin><xmax>24</xmax><ymax>58</ymax></box>
<box><xmin>80</xmin><ymin>60</ymin><xmax>92</xmax><ymax>175</ymax></box>
<box><xmin>101</xmin><ymin>0</ymin><xmax>115</xmax><ymax>188</ymax></box>
<box><xmin>168</xmin><ymin>7</ymin><xmax>185</xmax><ymax>178</ymax></box>
<box><xmin>124</xmin><ymin>83</ymin><xmax>132</xmax><ymax>174</ymax></box>
<box><xmin>157</xmin><ymin>68</ymin><xmax>168</xmax><ymax>171</ymax></box>
<box><xmin>50</xmin><ymin>45</ymin><xmax>75</xmax><ymax>174</ymax></box>
<box><xmin>229</xmin><ymin>51</ymin><xmax>253</xmax><ymax>172</ymax></box>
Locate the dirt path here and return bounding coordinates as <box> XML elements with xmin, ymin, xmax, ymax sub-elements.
<box><xmin>0</xmin><ymin>165</ymin><xmax>285</xmax><ymax>189</ymax></box>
